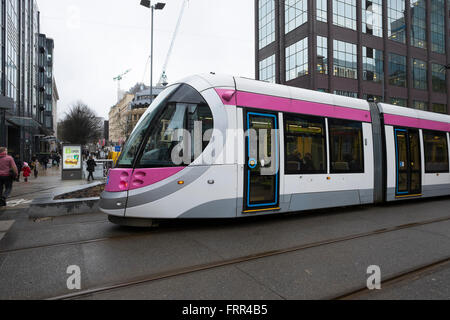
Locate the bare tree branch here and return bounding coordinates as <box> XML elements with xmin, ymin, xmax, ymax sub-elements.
<box><xmin>58</xmin><ymin>101</ymin><xmax>102</xmax><ymax>145</ymax></box>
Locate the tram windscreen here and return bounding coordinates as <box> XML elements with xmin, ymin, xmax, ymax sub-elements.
<box><xmin>117</xmin><ymin>84</ymin><xmax>180</xmax><ymax>168</ymax></box>
<box><xmin>117</xmin><ymin>84</ymin><xmax>213</xmax><ymax>168</ymax></box>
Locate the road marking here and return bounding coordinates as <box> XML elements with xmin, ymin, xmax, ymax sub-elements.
<box><xmin>6</xmin><ymin>199</ymin><xmax>33</xmax><ymax>207</ymax></box>
<box><xmin>0</xmin><ymin>232</ymin><xmax>5</xmax><ymax>241</ymax></box>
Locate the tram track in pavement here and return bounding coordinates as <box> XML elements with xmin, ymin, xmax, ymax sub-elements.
<box><xmin>38</xmin><ymin>214</ymin><xmax>450</xmax><ymax>300</ymax></box>
<box><xmin>1</xmin><ymin>213</ymin><xmax>449</xmax><ymax>256</ymax></box>
<box><xmin>332</xmin><ymin>257</ymin><xmax>450</xmax><ymax>300</ymax></box>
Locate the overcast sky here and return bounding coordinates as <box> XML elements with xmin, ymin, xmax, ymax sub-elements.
<box><xmin>37</xmin><ymin>0</ymin><xmax>255</xmax><ymax>120</ymax></box>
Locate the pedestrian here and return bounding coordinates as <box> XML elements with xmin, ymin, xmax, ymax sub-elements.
<box><xmin>14</xmin><ymin>154</ymin><xmax>23</xmax><ymax>182</ymax></box>
<box><xmin>87</xmin><ymin>156</ymin><xmax>96</xmax><ymax>182</ymax></box>
<box><xmin>55</xmin><ymin>153</ymin><xmax>61</xmax><ymax>167</ymax></box>
<box><xmin>30</xmin><ymin>159</ymin><xmax>39</xmax><ymax>179</ymax></box>
<box><xmin>22</xmin><ymin>162</ymin><xmax>31</xmax><ymax>183</ymax></box>
<box><xmin>0</xmin><ymin>147</ymin><xmax>18</xmax><ymax>207</ymax></box>
<box><xmin>43</xmin><ymin>155</ymin><xmax>49</xmax><ymax>170</ymax></box>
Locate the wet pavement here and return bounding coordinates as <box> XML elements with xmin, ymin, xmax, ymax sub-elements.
<box><xmin>0</xmin><ymin>187</ymin><xmax>449</xmax><ymax>300</ymax></box>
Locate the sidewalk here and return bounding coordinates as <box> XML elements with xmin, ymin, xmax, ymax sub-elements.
<box><xmin>5</xmin><ymin>165</ymin><xmax>102</xmax><ymax>209</ymax></box>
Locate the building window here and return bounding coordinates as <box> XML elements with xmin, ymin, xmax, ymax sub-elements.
<box><xmin>410</xmin><ymin>0</ymin><xmax>427</xmax><ymax>49</ymax></box>
<box><xmin>333</xmin><ymin>40</ymin><xmax>357</xmax><ymax>79</ymax></box>
<box><xmin>259</xmin><ymin>0</ymin><xmax>275</xmax><ymax>49</ymax></box>
<box><xmin>413</xmin><ymin>100</ymin><xmax>428</xmax><ymax>110</ymax></box>
<box><xmin>317</xmin><ymin>0</ymin><xmax>327</xmax><ymax>22</ymax></box>
<box><xmin>388</xmin><ymin>53</ymin><xmax>407</xmax><ymax>87</ymax></box>
<box><xmin>286</xmin><ymin>37</ymin><xmax>308</xmax><ymax>81</ymax></box>
<box><xmin>423</xmin><ymin>130</ymin><xmax>449</xmax><ymax>173</ymax></box>
<box><xmin>387</xmin><ymin>0</ymin><xmax>406</xmax><ymax>43</ymax></box>
<box><xmin>333</xmin><ymin>0</ymin><xmax>357</xmax><ymax>30</ymax></box>
<box><xmin>432</xmin><ymin>64</ymin><xmax>446</xmax><ymax>93</ymax></box>
<box><xmin>391</xmin><ymin>98</ymin><xmax>407</xmax><ymax>107</ymax></box>
<box><xmin>412</xmin><ymin>58</ymin><xmax>427</xmax><ymax>90</ymax></box>
<box><xmin>431</xmin><ymin>0</ymin><xmax>446</xmax><ymax>54</ymax></box>
<box><xmin>317</xmin><ymin>36</ymin><xmax>328</xmax><ymax>74</ymax></box>
<box><xmin>259</xmin><ymin>55</ymin><xmax>276</xmax><ymax>83</ymax></box>
<box><xmin>362</xmin><ymin>0</ymin><xmax>383</xmax><ymax>37</ymax></box>
<box><xmin>363</xmin><ymin>47</ymin><xmax>383</xmax><ymax>83</ymax></box>
<box><xmin>285</xmin><ymin>0</ymin><xmax>308</xmax><ymax>34</ymax></box>
<box><xmin>329</xmin><ymin>119</ymin><xmax>364</xmax><ymax>173</ymax></box>
<box><xmin>334</xmin><ymin>90</ymin><xmax>358</xmax><ymax>98</ymax></box>
<box><xmin>430</xmin><ymin>103</ymin><xmax>447</xmax><ymax>114</ymax></box>
<box><xmin>285</xmin><ymin>114</ymin><xmax>327</xmax><ymax>174</ymax></box>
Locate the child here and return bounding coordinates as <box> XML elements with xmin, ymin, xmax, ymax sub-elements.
<box><xmin>22</xmin><ymin>162</ymin><xmax>31</xmax><ymax>182</ymax></box>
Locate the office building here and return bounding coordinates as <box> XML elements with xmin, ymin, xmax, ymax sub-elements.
<box><xmin>255</xmin><ymin>0</ymin><xmax>450</xmax><ymax>114</ymax></box>
<box><xmin>0</xmin><ymin>0</ymin><xmax>57</xmax><ymax>161</ymax></box>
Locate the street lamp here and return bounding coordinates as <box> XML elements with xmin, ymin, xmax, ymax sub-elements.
<box><xmin>140</xmin><ymin>0</ymin><xmax>166</xmax><ymax>106</ymax></box>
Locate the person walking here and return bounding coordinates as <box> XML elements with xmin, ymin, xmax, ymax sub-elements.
<box><xmin>55</xmin><ymin>153</ymin><xmax>61</xmax><ymax>168</ymax></box>
<box><xmin>0</xmin><ymin>147</ymin><xmax>18</xmax><ymax>207</ymax></box>
<box><xmin>42</xmin><ymin>155</ymin><xmax>49</xmax><ymax>170</ymax></box>
<box><xmin>14</xmin><ymin>155</ymin><xmax>23</xmax><ymax>182</ymax></box>
<box><xmin>87</xmin><ymin>156</ymin><xmax>97</xmax><ymax>182</ymax></box>
<box><xmin>22</xmin><ymin>162</ymin><xmax>31</xmax><ymax>183</ymax></box>
<box><xmin>30</xmin><ymin>159</ymin><xmax>39</xmax><ymax>179</ymax></box>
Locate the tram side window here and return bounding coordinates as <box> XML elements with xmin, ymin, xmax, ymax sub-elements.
<box><xmin>285</xmin><ymin>114</ymin><xmax>327</xmax><ymax>174</ymax></box>
<box><xmin>329</xmin><ymin>119</ymin><xmax>364</xmax><ymax>174</ymax></box>
<box><xmin>423</xmin><ymin>131</ymin><xmax>449</xmax><ymax>173</ymax></box>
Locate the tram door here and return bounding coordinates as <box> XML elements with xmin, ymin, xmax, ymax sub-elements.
<box><xmin>244</xmin><ymin>112</ymin><xmax>280</xmax><ymax>212</ymax></box>
<box><xmin>394</xmin><ymin>128</ymin><xmax>422</xmax><ymax>196</ymax></box>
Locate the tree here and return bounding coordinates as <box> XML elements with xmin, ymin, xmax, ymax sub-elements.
<box><xmin>58</xmin><ymin>101</ymin><xmax>102</xmax><ymax>145</ymax></box>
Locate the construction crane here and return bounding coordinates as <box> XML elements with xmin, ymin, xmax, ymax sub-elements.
<box><xmin>157</xmin><ymin>0</ymin><xmax>188</xmax><ymax>87</ymax></box>
<box><xmin>113</xmin><ymin>69</ymin><xmax>132</xmax><ymax>100</ymax></box>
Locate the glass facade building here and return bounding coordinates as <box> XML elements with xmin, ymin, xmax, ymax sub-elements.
<box><xmin>0</xmin><ymin>1</ymin><xmax>56</xmax><ymax>161</ymax></box>
<box><xmin>255</xmin><ymin>0</ymin><xmax>450</xmax><ymax>115</ymax></box>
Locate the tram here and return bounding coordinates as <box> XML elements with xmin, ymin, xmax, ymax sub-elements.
<box><xmin>100</xmin><ymin>74</ymin><xmax>450</xmax><ymax>226</ymax></box>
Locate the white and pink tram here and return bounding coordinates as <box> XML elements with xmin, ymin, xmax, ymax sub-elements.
<box><xmin>100</xmin><ymin>74</ymin><xmax>450</xmax><ymax>226</ymax></box>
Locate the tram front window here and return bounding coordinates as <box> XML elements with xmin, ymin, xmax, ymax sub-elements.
<box><xmin>117</xmin><ymin>84</ymin><xmax>213</xmax><ymax>168</ymax></box>
<box><xmin>117</xmin><ymin>84</ymin><xmax>180</xmax><ymax>168</ymax></box>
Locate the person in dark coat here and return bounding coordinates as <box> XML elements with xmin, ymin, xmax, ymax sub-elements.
<box><xmin>42</xmin><ymin>155</ymin><xmax>49</xmax><ymax>170</ymax></box>
<box><xmin>87</xmin><ymin>156</ymin><xmax>97</xmax><ymax>182</ymax></box>
<box><xmin>14</xmin><ymin>155</ymin><xmax>23</xmax><ymax>182</ymax></box>
<box><xmin>55</xmin><ymin>154</ymin><xmax>61</xmax><ymax>167</ymax></box>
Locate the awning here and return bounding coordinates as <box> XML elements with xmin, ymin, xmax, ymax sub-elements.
<box><xmin>41</xmin><ymin>136</ymin><xmax>57</xmax><ymax>142</ymax></box>
<box><xmin>6</xmin><ymin>116</ymin><xmax>41</xmax><ymax>128</ymax></box>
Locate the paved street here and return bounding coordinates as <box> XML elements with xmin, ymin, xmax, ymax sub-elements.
<box><xmin>4</xmin><ymin>166</ymin><xmax>95</xmax><ymax>210</ymax></box>
<box><xmin>0</xmin><ymin>178</ymin><xmax>449</xmax><ymax>300</ymax></box>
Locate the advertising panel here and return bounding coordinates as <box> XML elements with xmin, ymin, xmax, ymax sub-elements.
<box><xmin>63</xmin><ymin>146</ymin><xmax>82</xmax><ymax>170</ymax></box>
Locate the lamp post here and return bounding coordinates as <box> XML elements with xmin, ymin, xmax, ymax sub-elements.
<box><xmin>140</xmin><ymin>0</ymin><xmax>166</xmax><ymax>106</ymax></box>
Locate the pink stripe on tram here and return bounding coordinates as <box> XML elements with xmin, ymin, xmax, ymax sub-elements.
<box><xmin>105</xmin><ymin>167</ymin><xmax>186</xmax><ymax>192</ymax></box>
<box><xmin>105</xmin><ymin>169</ymin><xmax>134</xmax><ymax>192</ymax></box>
<box><xmin>384</xmin><ymin>114</ymin><xmax>450</xmax><ymax>132</ymax></box>
<box><xmin>215</xmin><ymin>89</ymin><xmax>371</xmax><ymax>122</ymax></box>
<box><xmin>129</xmin><ymin>167</ymin><xmax>185</xmax><ymax>191</ymax></box>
